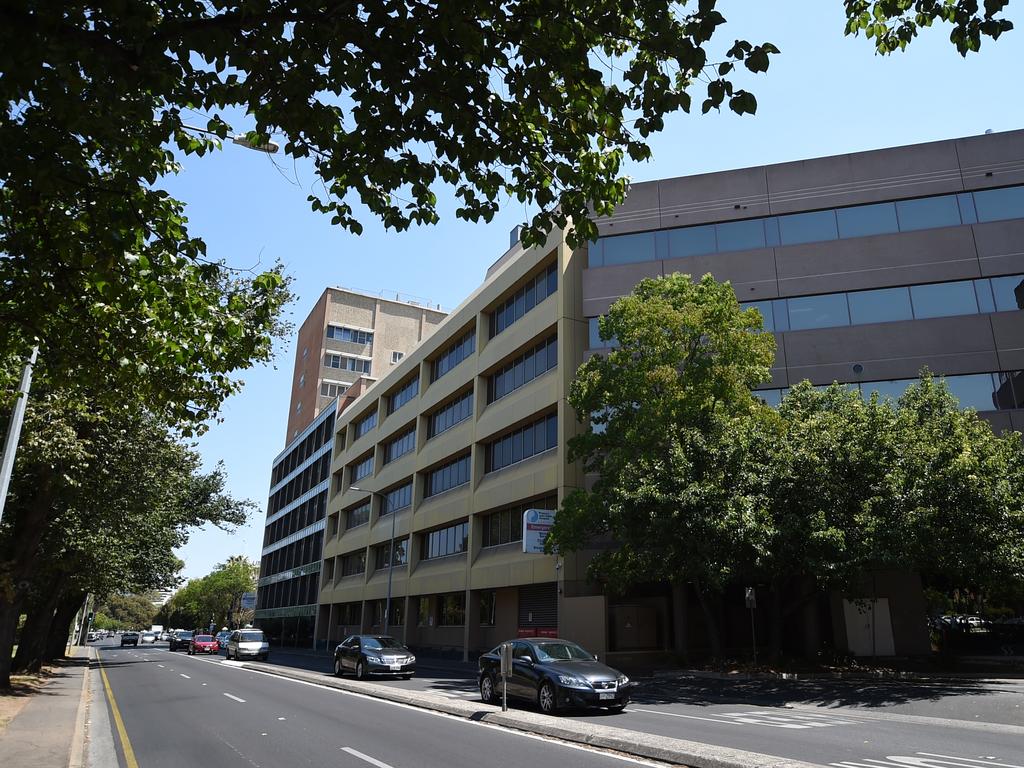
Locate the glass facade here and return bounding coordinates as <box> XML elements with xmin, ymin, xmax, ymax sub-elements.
<box><xmin>589</xmin><ymin>185</ymin><xmax>1024</xmax><ymax>268</ymax></box>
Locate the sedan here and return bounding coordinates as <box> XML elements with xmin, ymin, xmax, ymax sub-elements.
<box><xmin>168</xmin><ymin>630</ymin><xmax>194</xmax><ymax>652</ymax></box>
<box><xmin>140</xmin><ymin>632</ymin><xmax>157</xmax><ymax>644</ymax></box>
<box><xmin>120</xmin><ymin>632</ymin><xmax>139</xmax><ymax>647</ymax></box>
<box><xmin>478</xmin><ymin>638</ymin><xmax>633</xmax><ymax>714</ymax></box>
<box><xmin>188</xmin><ymin>634</ymin><xmax>219</xmax><ymax>655</ymax></box>
<box><xmin>333</xmin><ymin>635</ymin><xmax>415</xmax><ymax>679</ymax></box>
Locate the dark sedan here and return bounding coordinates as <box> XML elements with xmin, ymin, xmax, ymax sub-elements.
<box><xmin>168</xmin><ymin>630</ymin><xmax>194</xmax><ymax>652</ymax></box>
<box><xmin>478</xmin><ymin>638</ymin><xmax>633</xmax><ymax>714</ymax></box>
<box><xmin>333</xmin><ymin>635</ymin><xmax>416</xmax><ymax>679</ymax></box>
<box><xmin>120</xmin><ymin>632</ymin><xmax>139</xmax><ymax>647</ymax></box>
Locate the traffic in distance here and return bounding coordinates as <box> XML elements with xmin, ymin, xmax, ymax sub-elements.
<box><xmin>89</xmin><ymin>629</ymin><xmax>628</xmax><ymax>715</ymax></box>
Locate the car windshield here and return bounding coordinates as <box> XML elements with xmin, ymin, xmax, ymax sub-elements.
<box><xmin>195</xmin><ymin>635</ymin><xmax>213</xmax><ymax>642</ymax></box>
<box><xmin>366</xmin><ymin>637</ymin><xmax>404</xmax><ymax>650</ymax></box>
<box><xmin>240</xmin><ymin>632</ymin><xmax>264</xmax><ymax>642</ymax></box>
<box><xmin>533</xmin><ymin>641</ymin><xmax>594</xmax><ymax>661</ymax></box>
<box><xmin>177</xmin><ymin>632</ymin><xmax>193</xmax><ymax>639</ymax></box>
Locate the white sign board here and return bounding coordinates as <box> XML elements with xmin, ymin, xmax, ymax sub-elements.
<box><xmin>522</xmin><ymin>509</ymin><xmax>556</xmax><ymax>554</ymax></box>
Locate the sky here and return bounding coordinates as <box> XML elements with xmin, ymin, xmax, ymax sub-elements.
<box><xmin>165</xmin><ymin>1</ymin><xmax>1024</xmax><ymax>580</ymax></box>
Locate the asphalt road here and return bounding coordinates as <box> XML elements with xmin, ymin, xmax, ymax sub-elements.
<box><xmin>94</xmin><ymin>640</ymin><xmax>1024</xmax><ymax>767</ymax></box>
<box><xmin>93</xmin><ymin>640</ymin><xmax>662</xmax><ymax>768</ymax></box>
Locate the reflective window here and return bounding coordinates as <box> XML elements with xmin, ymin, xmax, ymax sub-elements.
<box><xmin>485</xmin><ymin>414</ymin><xmax>557</xmax><ymax>473</ymax></box>
<box><xmin>744</xmin><ymin>300</ymin><xmax>776</xmax><ymax>332</ymax></box>
<box><xmin>488</xmin><ymin>335</ymin><xmax>557</xmax><ymax>402</ymax></box>
<box><xmin>603</xmin><ymin>232</ymin><xmax>656</xmax><ymax>266</ymax></box>
<box><xmin>778</xmin><ymin>210</ymin><xmax>838</xmax><ymax>246</ymax></box>
<box><xmin>431</xmin><ymin>329</ymin><xmax>475</xmax><ymax>382</ymax></box>
<box><xmin>668</xmin><ymin>225</ymin><xmax>717</xmax><ymax>259</ymax></box>
<box><xmin>424</xmin><ymin>454</ymin><xmax>471</xmax><ymax>497</ymax></box>
<box><xmin>490</xmin><ymin>264</ymin><xmax>557</xmax><ymax>336</ymax></box>
<box><xmin>976</xmin><ymin>279</ymin><xmax>996</xmax><ymax>313</ymax></box>
<box><xmin>354</xmin><ymin>410</ymin><xmax>377</xmax><ymax>439</ymax></box>
<box><xmin>382</xmin><ymin>482</ymin><xmax>412</xmax><ymax>515</ymax></box>
<box><xmin>910</xmin><ymin>280</ymin><xmax>978</xmax><ymax>319</ymax></box>
<box><xmin>715</xmin><ymin>219</ymin><xmax>765</xmax><ymax>252</ymax></box>
<box><xmin>990</xmin><ymin>275</ymin><xmax>1024</xmax><ymax>312</ymax></box>
<box><xmin>974</xmin><ymin>186</ymin><xmax>1024</xmax><ymax>223</ymax></box>
<box><xmin>861</xmin><ymin>379</ymin><xmax>913</xmax><ymax>402</ymax></box>
<box><xmin>422</xmin><ymin>522</ymin><xmax>469</xmax><ymax>560</ymax></box>
<box><xmin>383</xmin><ymin>427</ymin><xmax>416</xmax><ymax>464</ymax></box>
<box><xmin>389</xmin><ymin>376</ymin><xmax>419</xmax><ymax>414</ymax></box>
<box><xmin>428</xmin><ymin>391</ymin><xmax>473</xmax><ymax>438</ymax></box>
<box><xmin>847</xmin><ymin>287</ymin><xmax>913</xmax><ymax>325</ymax></box>
<box><xmin>588</xmin><ymin>317</ymin><xmax>619</xmax><ymax>349</ymax></box>
<box><xmin>755</xmin><ymin>389</ymin><xmax>783</xmax><ymax>407</ymax></box>
<box><xmin>836</xmin><ymin>203</ymin><xmax>899</xmax><ymax>238</ymax></box>
<box><xmin>895</xmin><ymin>195</ymin><xmax>961</xmax><ymax>231</ymax></box>
<box><xmin>945</xmin><ymin>373</ymin><xmax>999</xmax><ymax>411</ymax></box>
<box><xmin>787</xmin><ymin>293</ymin><xmax>849</xmax><ymax>330</ymax></box>
<box><xmin>994</xmin><ymin>371</ymin><xmax>1024</xmax><ymax>410</ymax></box>
<box><xmin>957</xmin><ymin>193</ymin><xmax>978</xmax><ymax>224</ymax></box>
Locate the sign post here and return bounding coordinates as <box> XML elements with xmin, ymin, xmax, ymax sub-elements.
<box><xmin>522</xmin><ymin>509</ymin><xmax>556</xmax><ymax>554</ymax></box>
<box><xmin>745</xmin><ymin>587</ymin><xmax>757</xmax><ymax>667</ymax></box>
<box><xmin>499</xmin><ymin>642</ymin><xmax>513</xmax><ymax>712</ymax></box>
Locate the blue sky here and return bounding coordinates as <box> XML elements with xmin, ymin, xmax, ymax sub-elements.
<box><xmin>165</xmin><ymin>2</ymin><xmax>1023</xmax><ymax>579</ymax></box>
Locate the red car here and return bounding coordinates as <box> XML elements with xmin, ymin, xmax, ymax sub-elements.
<box><xmin>188</xmin><ymin>634</ymin><xmax>219</xmax><ymax>655</ymax></box>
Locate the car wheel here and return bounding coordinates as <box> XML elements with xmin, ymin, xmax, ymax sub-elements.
<box><xmin>480</xmin><ymin>674</ymin><xmax>496</xmax><ymax>704</ymax></box>
<box><xmin>538</xmin><ymin>681</ymin><xmax>558</xmax><ymax>715</ymax></box>
<box><xmin>355</xmin><ymin>659</ymin><xmax>367</xmax><ymax>680</ymax></box>
<box><xmin>334</xmin><ymin>658</ymin><xmax>344</xmax><ymax>677</ymax></box>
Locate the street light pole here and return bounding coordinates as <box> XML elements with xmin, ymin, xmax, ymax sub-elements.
<box><xmin>351</xmin><ymin>486</ymin><xmax>398</xmax><ymax>637</ymax></box>
<box><xmin>0</xmin><ymin>345</ymin><xmax>38</xmax><ymax>525</ymax></box>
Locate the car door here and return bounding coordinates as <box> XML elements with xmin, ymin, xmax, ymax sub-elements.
<box><xmin>510</xmin><ymin>641</ymin><xmax>538</xmax><ymax>700</ymax></box>
<box><xmin>343</xmin><ymin>637</ymin><xmax>361</xmax><ymax>672</ymax></box>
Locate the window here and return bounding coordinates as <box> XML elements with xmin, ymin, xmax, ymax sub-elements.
<box><xmin>479</xmin><ymin>591</ymin><xmax>497</xmax><ymax>626</ymax></box>
<box><xmin>350</xmin><ymin>454</ymin><xmax>374</xmax><ymax>482</ymax></box>
<box><xmin>778</xmin><ymin>210</ymin><xmax>838</xmax><ymax>245</ymax></box>
<box><xmin>974</xmin><ymin>186</ymin><xmax>1024</xmax><ymax>223</ymax></box>
<box><xmin>895</xmin><ymin>195</ymin><xmax>961</xmax><ymax>231</ymax></box>
<box><xmin>302</xmin><ymin>346</ymin><xmax>309</xmax><ymax>359</ymax></box>
<box><xmin>327</xmin><ymin>326</ymin><xmax>374</xmax><ymax>345</ymax></box>
<box><xmin>389</xmin><ymin>376</ymin><xmax>419</xmax><ymax>414</ymax></box>
<box><xmin>422</xmin><ymin>521</ymin><xmax>469</xmax><ymax>560</ymax></box>
<box><xmin>320</xmin><ymin>381</ymin><xmax>348</xmax><ymax>398</ymax></box>
<box><xmin>295</xmin><ymin>401</ymin><xmax>303</xmax><ymax>413</ymax></box>
<box><xmin>383</xmin><ymin>427</ymin><xmax>416</xmax><ymax>464</ymax></box>
<box><xmin>836</xmin><ymin>202</ymin><xmax>899</xmax><ymax>238</ymax></box>
<box><xmin>588</xmin><ymin>318</ymin><xmax>618</xmax><ymax>349</ymax></box>
<box><xmin>298</xmin><ymin>373</ymin><xmax>305</xmax><ymax>388</ymax></box>
<box><xmin>424</xmin><ymin>454</ymin><xmax>471</xmax><ymax>497</ymax></box>
<box><xmin>715</xmin><ymin>219</ymin><xmax>765</xmax><ymax>252</ymax></box>
<box><xmin>428</xmin><ymin>391</ymin><xmax>473</xmax><ymax>438</ymax></box>
<box><xmin>437</xmin><ymin>593</ymin><xmax>466</xmax><ymax>626</ymax></box>
<box><xmin>485</xmin><ymin>413</ymin><xmax>557</xmax><ymax>474</ymax></box>
<box><xmin>910</xmin><ymin>280</ymin><xmax>978</xmax><ymax>319</ymax></box>
<box><xmin>325</xmin><ymin>353</ymin><xmax>371</xmax><ymax>374</ymax></box>
<box><xmin>487</xmin><ymin>335</ymin><xmax>557</xmax><ymax>402</ymax></box>
<box><xmin>354</xmin><ymin>410</ymin><xmax>377</xmax><ymax>439</ymax></box>
<box><xmin>787</xmin><ymin>293</ymin><xmax>850</xmax><ymax>330</ymax></box>
<box><xmin>382</xmin><ymin>482</ymin><xmax>412</xmax><ymax>515</ymax></box>
<box><xmin>391</xmin><ymin>351</ymin><xmax>404</xmax><ymax>364</ymax></box>
<box><xmin>371</xmin><ymin>599</ymin><xmax>404</xmax><ymax>627</ymax></box>
<box><xmin>601</xmin><ymin>231</ymin><xmax>656</xmax><ymax>266</ymax></box>
<box><xmin>339</xmin><ymin>550</ymin><xmax>366</xmax><ymax>577</ymax></box>
<box><xmin>667</xmin><ymin>225</ymin><xmax>717</xmax><ymax>259</ymax></box>
<box><xmin>417</xmin><ymin>597</ymin><xmax>430</xmax><ymax>626</ymax></box>
<box><xmin>990</xmin><ymin>275</ymin><xmax>1024</xmax><ymax>312</ymax></box>
<box><xmin>847</xmin><ymin>287</ymin><xmax>913</xmax><ymax>325</ymax></box>
<box><xmin>432</xmin><ymin>329</ymin><xmax>476</xmax><ymax>381</ymax></box>
<box><xmin>481</xmin><ymin>495</ymin><xmax>556</xmax><ymax>548</ymax></box>
<box><xmin>374</xmin><ymin>538</ymin><xmax>409</xmax><ymax>570</ymax></box>
<box><xmin>345</xmin><ymin>502</ymin><xmax>370</xmax><ymax>530</ymax></box>
<box><xmin>489</xmin><ymin>264</ymin><xmax>557</xmax><ymax>337</ymax></box>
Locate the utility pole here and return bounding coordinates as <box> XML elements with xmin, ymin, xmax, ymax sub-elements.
<box><xmin>0</xmin><ymin>346</ymin><xmax>39</xmax><ymax>525</ymax></box>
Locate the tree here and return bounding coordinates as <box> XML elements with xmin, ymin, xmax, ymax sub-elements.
<box><xmin>97</xmin><ymin>594</ymin><xmax>160</xmax><ymax>630</ymax></box>
<box><xmin>0</xmin><ymin>3</ymin><xmax>1011</xmax><ymax>399</ymax></box>
<box><xmin>550</xmin><ymin>273</ymin><xmax>775</xmax><ymax>655</ymax></box>
<box><xmin>161</xmin><ymin>557</ymin><xmax>258</xmax><ymax>631</ymax></box>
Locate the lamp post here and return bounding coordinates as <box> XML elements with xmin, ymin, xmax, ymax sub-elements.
<box><xmin>351</xmin><ymin>486</ymin><xmax>399</xmax><ymax>637</ymax></box>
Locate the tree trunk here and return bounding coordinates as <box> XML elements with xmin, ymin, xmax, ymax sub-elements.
<box><xmin>13</xmin><ymin>584</ymin><xmax>64</xmax><ymax>674</ymax></box>
<box><xmin>44</xmin><ymin>591</ymin><xmax>85</xmax><ymax>663</ymax></box>
<box><xmin>692</xmin><ymin>580</ymin><xmax>722</xmax><ymax>659</ymax></box>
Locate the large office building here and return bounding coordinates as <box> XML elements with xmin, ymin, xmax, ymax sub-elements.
<box><xmin>256</xmin><ymin>289</ymin><xmax>448</xmax><ymax>646</ymax></box>
<box><xmin>316</xmin><ymin>129</ymin><xmax>1024</xmax><ymax>662</ymax></box>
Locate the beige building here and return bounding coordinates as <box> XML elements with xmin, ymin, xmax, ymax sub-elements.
<box><xmin>285</xmin><ymin>288</ymin><xmax>448</xmax><ymax>443</ymax></box>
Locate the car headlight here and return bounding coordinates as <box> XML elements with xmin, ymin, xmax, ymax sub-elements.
<box><xmin>557</xmin><ymin>674</ymin><xmax>591</xmax><ymax>689</ymax></box>
<box><xmin>408</xmin><ymin>655</ymin><xmax>416</xmax><ymax>664</ymax></box>
<box><xmin>617</xmin><ymin>674</ymin><xmax>629</xmax><ymax>686</ymax></box>
<box><xmin>365</xmin><ymin>653</ymin><xmax>382</xmax><ymax>662</ymax></box>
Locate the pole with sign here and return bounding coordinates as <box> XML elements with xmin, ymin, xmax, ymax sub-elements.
<box><xmin>499</xmin><ymin>641</ymin><xmax>513</xmax><ymax>712</ymax></box>
<box><xmin>522</xmin><ymin>509</ymin><xmax>556</xmax><ymax>554</ymax></box>
<box><xmin>745</xmin><ymin>587</ymin><xmax>757</xmax><ymax>667</ymax></box>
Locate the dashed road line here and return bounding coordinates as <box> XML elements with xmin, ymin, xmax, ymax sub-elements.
<box><xmin>223</xmin><ymin>693</ymin><xmax>246</xmax><ymax>703</ymax></box>
<box><xmin>180</xmin><ymin>674</ymin><xmax>191</xmax><ymax>679</ymax></box>
<box><xmin>341</xmin><ymin>747</ymin><xmax>394</xmax><ymax>768</ymax></box>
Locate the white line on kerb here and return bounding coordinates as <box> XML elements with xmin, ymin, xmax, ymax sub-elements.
<box><xmin>341</xmin><ymin>747</ymin><xmax>394</xmax><ymax>768</ymax></box>
<box><xmin>223</xmin><ymin>693</ymin><xmax>246</xmax><ymax>703</ymax></box>
<box><xmin>180</xmin><ymin>674</ymin><xmax>190</xmax><ymax>679</ymax></box>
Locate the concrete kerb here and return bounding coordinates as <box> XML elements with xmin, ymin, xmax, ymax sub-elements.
<box><xmin>67</xmin><ymin>645</ymin><xmax>93</xmax><ymax>768</ymax></box>
<box><xmin>239</xmin><ymin>661</ymin><xmax>826</xmax><ymax>768</ymax></box>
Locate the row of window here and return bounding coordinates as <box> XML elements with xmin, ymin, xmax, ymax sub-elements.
<box><xmin>328</xmin><ymin>592</ymin><xmax>500</xmax><ymax>628</ymax></box>
<box><xmin>389</xmin><ymin>376</ymin><xmax>419</xmax><ymax>414</ymax></box>
<box><xmin>259</xmin><ymin>531</ymin><xmax>323</xmax><ymax>583</ymax></box>
<box><xmin>489</xmin><ymin>263</ymin><xmax>558</xmax><ymax>337</ymax></box>
<box><xmin>383</xmin><ymin>427</ymin><xmax>416</xmax><ymax>464</ymax></box>
<box><xmin>432</xmin><ymin>329</ymin><xmax>476</xmax><ymax>382</ymax></box>
<box><xmin>340</xmin><ymin>550</ymin><xmax>366</xmax><ymax>577</ymax></box>
<box><xmin>375</xmin><ymin>538</ymin><xmax>409</xmax><ymax>570</ymax></box>
<box><xmin>326</xmin><ymin>353</ymin><xmax>372</xmax><ymax>374</ymax></box>
<box><xmin>484</xmin><ymin>413</ymin><xmax>558</xmax><ymax>473</ymax></box>
<box><xmin>354</xmin><ymin>410</ymin><xmax>377</xmax><ymax>439</ymax></box>
<box><xmin>255</xmin><ymin>572</ymin><xmax>318</xmax><ymax>611</ymax></box>
<box><xmin>589</xmin><ymin>184</ymin><xmax>1024</xmax><ymax>268</ymax></box>
<box><xmin>346</xmin><ymin>502</ymin><xmax>370</xmax><ymax>530</ymax></box>
<box><xmin>488</xmin><ymin>335</ymin><xmax>558</xmax><ymax>403</ymax></box>
<box><xmin>425</xmin><ymin>454</ymin><xmax>471</xmax><ymax>497</ymax></box>
<box><xmin>383</xmin><ymin>482</ymin><xmax>413</xmax><ymax>516</ymax></box>
<box><xmin>756</xmin><ymin>370</ymin><xmax>1024</xmax><ymax>412</ymax></box>
<box><xmin>320</xmin><ymin>381</ymin><xmax>348</xmax><ymax>398</ymax></box>
<box><xmin>270</xmin><ymin>412</ymin><xmax>335</xmax><ymax>487</ymax></box>
<box><xmin>268</xmin><ymin>452</ymin><xmax>331</xmax><ymax>516</ymax></box>
<box><xmin>350</xmin><ymin>454</ymin><xmax>374</xmax><ymax>483</ymax></box>
<box><xmin>424</xmin><ymin>521</ymin><xmax>469</xmax><ymax>560</ymax></box>
<box><xmin>264</xmin><ymin>491</ymin><xmax>326</xmax><ymax>548</ymax></box>
<box><xmin>327</xmin><ymin>326</ymin><xmax>374</xmax><ymax>345</ymax></box>
<box><xmin>428</xmin><ymin>390</ymin><xmax>473</xmax><ymax>439</ymax></box>
<box><xmin>481</xmin><ymin>495</ymin><xmax>558</xmax><ymax>548</ymax></box>
<box><xmin>587</xmin><ymin>274</ymin><xmax>1024</xmax><ymax>349</ymax></box>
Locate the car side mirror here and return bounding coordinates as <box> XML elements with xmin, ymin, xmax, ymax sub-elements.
<box><xmin>522</xmin><ymin>655</ymin><xmax>534</xmax><ymax>665</ymax></box>
<box><xmin>594</xmin><ymin>654</ymin><xmax>599</xmax><ymax>661</ymax></box>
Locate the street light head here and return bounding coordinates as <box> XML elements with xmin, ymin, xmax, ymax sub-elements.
<box><xmin>231</xmin><ymin>134</ymin><xmax>280</xmax><ymax>154</ymax></box>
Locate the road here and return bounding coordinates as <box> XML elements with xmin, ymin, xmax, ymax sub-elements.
<box><xmin>94</xmin><ymin>639</ymin><xmax>1024</xmax><ymax>767</ymax></box>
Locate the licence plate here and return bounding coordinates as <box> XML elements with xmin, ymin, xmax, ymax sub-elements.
<box><xmin>390</xmin><ymin>663</ymin><xmax>402</xmax><ymax>671</ymax></box>
<box><xmin>599</xmin><ymin>692</ymin><xmax>615</xmax><ymax>700</ymax></box>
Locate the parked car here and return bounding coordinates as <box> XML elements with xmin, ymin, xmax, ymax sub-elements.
<box><xmin>478</xmin><ymin>638</ymin><xmax>633</xmax><ymax>715</ymax></box>
<box><xmin>140</xmin><ymin>632</ymin><xmax>157</xmax><ymax>644</ymax></box>
<box><xmin>168</xmin><ymin>630</ymin><xmax>194</xmax><ymax>652</ymax></box>
<box><xmin>188</xmin><ymin>634</ymin><xmax>219</xmax><ymax>655</ymax></box>
<box><xmin>120</xmin><ymin>632</ymin><xmax>139</xmax><ymax>647</ymax></box>
<box><xmin>224</xmin><ymin>629</ymin><xmax>269</xmax><ymax>661</ymax></box>
<box><xmin>333</xmin><ymin>635</ymin><xmax>416</xmax><ymax>680</ymax></box>
<box><xmin>215</xmin><ymin>630</ymin><xmax>231</xmax><ymax>650</ymax></box>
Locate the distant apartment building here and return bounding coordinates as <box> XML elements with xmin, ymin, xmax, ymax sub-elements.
<box><xmin>315</xmin><ymin>128</ymin><xmax>1024</xmax><ymax>663</ymax></box>
<box><xmin>256</xmin><ymin>289</ymin><xmax>447</xmax><ymax>647</ymax></box>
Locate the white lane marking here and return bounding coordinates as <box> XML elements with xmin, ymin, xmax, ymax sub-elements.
<box><xmin>180</xmin><ymin>674</ymin><xmax>191</xmax><ymax>679</ymax></box>
<box><xmin>831</xmin><ymin>755</ymin><xmax>1024</xmax><ymax>768</ymax></box>
<box><xmin>201</xmin><ymin>683</ymin><xmax>208</xmax><ymax>686</ymax></box>
<box><xmin>341</xmin><ymin>747</ymin><xmax>394</xmax><ymax>768</ymax></box>
<box><xmin>630</xmin><ymin>707</ymin><xmax>856</xmax><ymax>729</ymax></box>
<box><xmin>223</xmin><ymin>693</ymin><xmax>246</xmax><ymax>703</ymax></box>
<box><xmin>277</xmin><ymin>716</ymin><xmax>286</xmax><ymax>720</ymax></box>
<box><xmin>917</xmin><ymin>754</ymin><xmax>1024</xmax><ymax>768</ymax></box>
<box><xmin>157</xmin><ymin>664</ymin><xmax>165</xmax><ymax>668</ymax></box>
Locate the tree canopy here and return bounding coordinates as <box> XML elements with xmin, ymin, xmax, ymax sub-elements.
<box><xmin>160</xmin><ymin>557</ymin><xmax>259</xmax><ymax>631</ymax></box>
